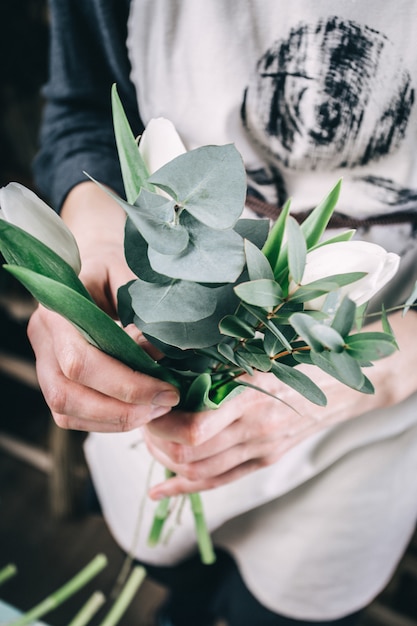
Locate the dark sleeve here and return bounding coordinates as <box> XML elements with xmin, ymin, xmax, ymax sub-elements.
<box><xmin>33</xmin><ymin>0</ymin><xmax>142</xmax><ymax>211</ymax></box>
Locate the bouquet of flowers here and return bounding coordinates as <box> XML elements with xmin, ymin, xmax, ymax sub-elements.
<box><xmin>0</xmin><ymin>85</ymin><xmax>412</xmax><ymax>566</ymax></box>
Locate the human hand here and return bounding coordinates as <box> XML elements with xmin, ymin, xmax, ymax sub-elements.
<box><xmin>144</xmin><ymin>310</ymin><xmax>417</xmax><ymax>498</ymax></box>
<box><xmin>26</xmin><ymin>182</ymin><xmax>180</xmax><ymax>432</ymax></box>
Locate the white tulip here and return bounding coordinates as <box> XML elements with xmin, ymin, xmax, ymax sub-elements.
<box><xmin>301</xmin><ymin>240</ymin><xmax>400</xmax><ymax>309</ymax></box>
<box><xmin>139</xmin><ymin>117</ymin><xmax>187</xmax><ymax>175</ymax></box>
<box><xmin>0</xmin><ymin>182</ymin><xmax>81</xmax><ymax>274</ymax></box>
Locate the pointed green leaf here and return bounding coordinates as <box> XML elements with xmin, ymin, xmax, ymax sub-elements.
<box><xmin>241</xmin><ymin>303</ymin><xmax>293</xmax><ymax>351</ymax></box>
<box><xmin>234</xmin><ymin>279</ymin><xmax>283</xmax><ymax>307</ymax></box>
<box><xmin>289</xmin><ymin>313</ymin><xmax>325</xmax><ymax>352</ymax></box>
<box><xmin>288</xmin><ymin>272</ymin><xmax>367</xmax><ymax>304</ymax></box>
<box><xmin>219</xmin><ymin>315</ymin><xmax>256</xmax><ymax>339</ymax></box>
<box><xmin>262</xmin><ymin>198</ymin><xmax>291</xmax><ymax>269</ymax></box>
<box><xmin>286</xmin><ymin>216</ymin><xmax>307</xmax><ymax>284</ymax></box>
<box><xmin>237</xmin><ymin>346</ymin><xmax>272</xmax><ymax>372</ymax></box>
<box><xmin>309</xmin><ymin>229</ymin><xmax>355</xmax><ymax>251</ymax></box>
<box><xmin>4</xmin><ymin>265</ymin><xmax>176</xmax><ymax>384</ymax></box>
<box><xmin>0</xmin><ymin>220</ymin><xmax>91</xmax><ymax>299</ymax></box>
<box><xmin>331</xmin><ymin>297</ymin><xmax>356</xmax><ymax>337</ymax></box>
<box><xmin>244</xmin><ymin>239</ymin><xmax>274</xmax><ymax>281</ymax></box>
<box><xmin>111</xmin><ymin>83</ymin><xmax>153</xmax><ymax>202</ymax></box>
<box><xmin>345</xmin><ymin>332</ymin><xmax>398</xmax><ymax>361</ymax></box>
<box><xmin>234</xmin><ymin>352</ymin><xmax>255</xmax><ymax>375</ymax></box>
<box><xmin>310</xmin><ymin>324</ymin><xmax>345</xmax><ymax>352</ymax></box>
<box><xmin>148</xmin><ymin>144</ymin><xmax>246</xmax><ymax>230</ymax></box>
<box><xmin>300</xmin><ymin>179</ymin><xmax>342</xmax><ymax>248</ymax></box>
<box><xmin>403</xmin><ymin>280</ymin><xmax>417</xmax><ymax>316</ymax></box>
<box><xmin>271</xmin><ymin>361</ymin><xmax>327</xmax><ymax>406</ymax></box>
<box><xmin>310</xmin><ymin>350</ymin><xmax>364</xmax><ymax>390</ymax></box>
<box><xmin>217</xmin><ymin>341</ymin><xmax>239</xmax><ymax>365</ymax></box>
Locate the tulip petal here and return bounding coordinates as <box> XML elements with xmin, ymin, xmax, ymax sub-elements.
<box><xmin>301</xmin><ymin>241</ymin><xmax>400</xmax><ymax>309</ymax></box>
<box><xmin>0</xmin><ymin>183</ymin><xmax>81</xmax><ymax>274</ymax></box>
<box><xmin>139</xmin><ymin>118</ymin><xmax>187</xmax><ymax>175</ymax></box>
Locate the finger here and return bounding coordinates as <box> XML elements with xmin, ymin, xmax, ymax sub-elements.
<box><xmin>145</xmin><ymin>401</ymin><xmax>241</xmax><ymax>446</ymax></box>
<box><xmin>148</xmin><ymin>455</ymin><xmax>281</xmax><ymax>499</ymax></box>
<box><xmin>30</xmin><ymin>308</ymin><xmax>180</xmax><ymax>408</ymax></box>
<box><xmin>28</xmin><ymin>311</ymin><xmax>176</xmax><ymax>432</ymax></box>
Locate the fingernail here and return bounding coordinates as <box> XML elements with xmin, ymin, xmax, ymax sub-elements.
<box><xmin>153</xmin><ymin>390</ymin><xmax>180</xmax><ymax>407</ymax></box>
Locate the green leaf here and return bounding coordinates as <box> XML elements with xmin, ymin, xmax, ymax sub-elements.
<box><xmin>244</xmin><ymin>239</ymin><xmax>274</xmax><ymax>281</ymax></box>
<box><xmin>111</xmin><ymin>83</ymin><xmax>153</xmax><ymax>202</ymax></box>
<box><xmin>241</xmin><ymin>303</ymin><xmax>293</xmax><ymax>352</ymax></box>
<box><xmin>129</xmin><ymin>277</ymin><xmax>220</xmax><ymax>323</ymax></box>
<box><xmin>288</xmin><ymin>272</ymin><xmax>367</xmax><ymax>304</ymax></box>
<box><xmin>271</xmin><ymin>361</ymin><xmax>327</xmax><ymax>406</ymax></box>
<box><xmin>309</xmin><ymin>229</ymin><xmax>355</xmax><ymax>251</ymax></box>
<box><xmin>117</xmin><ymin>280</ymin><xmax>135</xmax><ymax>327</ymax></box>
<box><xmin>149</xmin><ymin>144</ymin><xmax>246</xmax><ymax>230</ymax></box>
<box><xmin>345</xmin><ymin>332</ymin><xmax>398</xmax><ymax>361</ymax></box>
<box><xmin>262</xmin><ymin>198</ymin><xmax>291</xmax><ymax>269</ymax></box>
<box><xmin>403</xmin><ymin>280</ymin><xmax>417</xmax><ymax>316</ymax></box>
<box><xmin>181</xmin><ymin>373</ymin><xmax>218</xmax><ymax>411</ymax></box>
<box><xmin>148</xmin><ymin>213</ymin><xmax>245</xmax><ymax>283</ymax></box>
<box><xmin>0</xmin><ymin>220</ymin><xmax>91</xmax><ymax>300</ymax></box>
<box><xmin>263</xmin><ymin>329</ymin><xmax>286</xmax><ymax>357</ymax></box>
<box><xmin>300</xmin><ymin>179</ymin><xmax>342</xmax><ymax>248</ymax></box>
<box><xmin>237</xmin><ymin>346</ymin><xmax>272</xmax><ymax>372</ymax></box>
<box><xmin>124</xmin><ymin>218</ymin><xmax>170</xmax><ymax>283</ymax></box>
<box><xmin>310</xmin><ymin>350</ymin><xmax>365</xmax><ymax>390</ymax></box>
<box><xmin>234</xmin><ymin>352</ymin><xmax>255</xmax><ymax>376</ymax></box>
<box><xmin>219</xmin><ymin>315</ymin><xmax>256</xmax><ymax>339</ymax></box>
<box><xmin>331</xmin><ymin>297</ymin><xmax>356</xmax><ymax>337</ymax></box>
<box><xmin>310</xmin><ymin>324</ymin><xmax>345</xmax><ymax>352</ymax></box>
<box><xmin>4</xmin><ymin>266</ymin><xmax>177</xmax><ymax>384</ymax></box>
<box><xmin>234</xmin><ymin>279</ymin><xmax>283</xmax><ymax>307</ymax></box>
<box><xmin>217</xmin><ymin>341</ymin><xmax>239</xmax><ymax>365</ymax></box>
<box><xmin>289</xmin><ymin>313</ymin><xmax>325</xmax><ymax>352</ymax></box>
<box><xmin>89</xmin><ymin>177</ymin><xmax>189</xmax><ymax>256</ymax></box>
<box><xmin>234</xmin><ymin>218</ymin><xmax>270</xmax><ymax>249</ymax></box>
<box><xmin>286</xmin><ymin>216</ymin><xmax>307</xmax><ymax>284</ymax></box>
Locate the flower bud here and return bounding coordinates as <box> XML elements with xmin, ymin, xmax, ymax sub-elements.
<box><xmin>139</xmin><ymin>117</ymin><xmax>187</xmax><ymax>175</ymax></box>
<box><xmin>302</xmin><ymin>240</ymin><xmax>400</xmax><ymax>309</ymax></box>
<box><xmin>0</xmin><ymin>182</ymin><xmax>81</xmax><ymax>274</ymax></box>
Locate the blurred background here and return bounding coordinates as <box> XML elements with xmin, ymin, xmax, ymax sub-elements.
<box><xmin>0</xmin><ymin>2</ymin><xmax>416</xmax><ymax>624</ymax></box>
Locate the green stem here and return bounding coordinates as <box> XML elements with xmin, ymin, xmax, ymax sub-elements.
<box><xmin>67</xmin><ymin>592</ymin><xmax>106</xmax><ymax>626</ymax></box>
<box><xmin>0</xmin><ymin>563</ymin><xmax>17</xmax><ymax>586</ymax></box>
<box><xmin>147</xmin><ymin>496</ymin><xmax>171</xmax><ymax>546</ymax></box>
<box><xmin>8</xmin><ymin>554</ymin><xmax>107</xmax><ymax>626</ymax></box>
<box><xmin>99</xmin><ymin>566</ymin><xmax>146</xmax><ymax>626</ymax></box>
<box><xmin>188</xmin><ymin>493</ymin><xmax>216</xmax><ymax>565</ymax></box>
<box><xmin>148</xmin><ymin>468</ymin><xmax>175</xmax><ymax>546</ymax></box>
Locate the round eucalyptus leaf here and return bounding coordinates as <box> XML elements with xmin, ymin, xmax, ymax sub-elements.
<box><xmin>148</xmin><ymin>213</ymin><xmax>245</xmax><ymax>283</ymax></box>
<box><xmin>129</xmin><ymin>277</ymin><xmax>220</xmax><ymax>323</ymax></box>
<box><xmin>148</xmin><ymin>144</ymin><xmax>246</xmax><ymax>230</ymax></box>
<box><xmin>124</xmin><ymin>218</ymin><xmax>170</xmax><ymax>283</ymax></box>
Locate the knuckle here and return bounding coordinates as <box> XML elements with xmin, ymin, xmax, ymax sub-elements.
<box><xmin>59</xmin><ymin>344</ymin><xmax>85</xmax><ymax>383</ymax></box>
<box><xmin>183</xmin><ymin>464</ymin><xmax>205</xmax><ymax>482</ymax></box>
<box><xmin>45</xmin><ymin>383</ymin><xmax>69</xmax><ymax>416</ymax></box>
<box><xmin>182</xmin><ymin>418</ymin><xmax>206</xmax><ymax>447</ymax></box>
<box><xmin>117</xmin><ymin>409</ymin><xmax>138</xmax><ymax>433</ymax></box>
<box><xmin>53</xmin><ymin>413</ymin><xmax>71</xmax><ymax>430</ymax></box>
<box><xmin>168</xmin><ymin>443</ymin><xmax>189</xmax><ymax>465</ymax></box>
